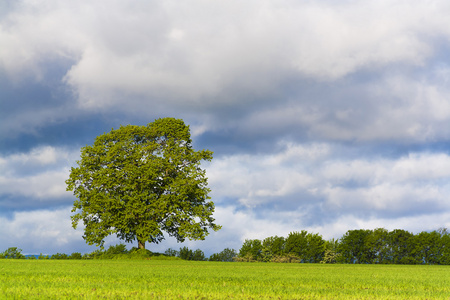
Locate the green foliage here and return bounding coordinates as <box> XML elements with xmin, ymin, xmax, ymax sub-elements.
<box><xmin>285</xmin><ymin>231</ymin><xmax>325</xmax><ymax>263</ymax></box>
<box><xmin>38</xmin><ymin>253</ymin><xmax>50</xmax><ymax>260</ymax></box>
<box><xmin>66</xmin><ymin>118</ymin><xmax>221</xmax><ymax>250</ymax></box>
<box><xmin>334</xmin><ymin>228</ymin><xmax>450</xmax><ymax>265</ymax></box>
<box><xmin>1</xmin><ymin>247</ymin><xmax>25</xmax><ymax>259</ymax></box>
<box><xmin>209</xmin><ymin>248</ymin><xmax>237</xmax><ymax>262</ymax></box>
<box><xmin>365</xmin><ymin>228</ymin><xmax>390</xmax><ymax>264</ymax></box>
<box><xmin>234</xmin><ymin>227</ymin><xmax>450</xmax><ymax>265</ymax></box>
<box><xmin>69</xmin><ymin>252</ymin><xmax>83</xmax><ymax>260</ymax></box>
<box><xmin>178</xmin><ymin>246</ymin><xmax>193</xmax><ymax>260</ymax></box>
<box><xmin>320</xmin><ymin>250</ymin><xmax>339</xmax><ymax>264</ymax></box>
<box><xmin>270</xmin><ymin>254</ymin><xmax>301</xmax><ymax>263</ymax></box>
<box><xmin>388</xmin><ymin>229</ymin><xmax>416</xmax><ymax>264</ymax></box>
<box><xmin>261</xmin><ymin>236</ymin><xmax>285</xmax><ymax>262</ymax></box>
<box><xmin>127</xmin><ymin>248</ymin><xmax>154</xmax><ymax>259</ymax></box>
<box><xmin>176</xmin><ymin>246</ymin><xmax>205</xmax><ymax>261</ymax></box>
<box><xmin>50</xmin><ymin>253</ymin><xmax>69</xmax><ymax>259</ymax></box>
<box><xmin>192</xmin><ymin>249</ymin><xmax>206</xmax><ymax>261</ymax></box>
<box><xmin>238</xmin><ymin>239</ymin><xmax>262</xmax><ymax>261</ymax></box>
<box><xmin>106</xmin><ymin>243</ymin><xmax>129</xmax><ymax>255</ymax></box>
<box><xmin>164</xmin><ymin>248</ymin><xmax>179</xmax><ymax>257</ymax></box>
<box><xmin>285</xmin><ymin>231</ymin><xmax>308</xmax><ymax>258</ymax></box>
<box><xmin>304</xmin><ymin>232</ymin><xmax>325</xmax><ymax>263</ymax></box>
<box><xmin>338</xmin><ymin>229</ymin><xmax>373</xmax><ymax>264</ymax></box>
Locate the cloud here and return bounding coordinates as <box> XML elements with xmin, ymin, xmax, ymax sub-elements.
<box><xmin>0</xmin><ymin>207</ymin><xmax>90</xmax><ymax>255</ymax></box>
<box><xmin>2</xmin><ymin>1</ymin><xmax>450</xmax><ymax>110</ymax></box>
<box><xmin>1</xmin><ymin>0</ymin><xmax>450</xmax><ymax>153</ymax></box>
<box><xmin>0</xmin><ymin>146</ymin><xmax>79</xmax><ymax>211</ymax></box>
<box><xmin>208</xmin><ymin>143</ymin><xmax>450</xmax><ymax>225</ymax></box>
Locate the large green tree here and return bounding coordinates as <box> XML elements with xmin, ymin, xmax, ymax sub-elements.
<box><xmin>66</xmin><ymin>118</ymin><xmax>221</xmax><ymax>250</ymax></box>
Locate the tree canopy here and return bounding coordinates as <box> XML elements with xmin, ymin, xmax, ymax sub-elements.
<box><xmin>66</xmin><ymin>118</ymin><xmax>221</xmax><ymax>249</ymax></box>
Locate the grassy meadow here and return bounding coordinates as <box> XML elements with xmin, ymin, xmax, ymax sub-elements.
<box><xmin>1</xmin><ymin>259</ymin><xmax>450</xmax><ymax>299</ymax></box>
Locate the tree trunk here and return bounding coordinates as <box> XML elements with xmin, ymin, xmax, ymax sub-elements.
<box><xmin>138</xmin><ymin>239</ymin><xmax>145</xmax><ymax>250</ymax></box>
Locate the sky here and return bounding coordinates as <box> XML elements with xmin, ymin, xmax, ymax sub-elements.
<box><xmin>2</xmin><ymin>0</ymin><xmax>450</xmax><ymax>256</ymax></box>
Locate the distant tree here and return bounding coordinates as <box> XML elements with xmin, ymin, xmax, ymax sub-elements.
<box><xmin>365</xmin><ymin>228</ymin><xmax>390</xmax><ymax>264</ymax></box>
<box><xmin>285</xmin><ymin>231</ymin><xmax>308</xmax><ymax>261</ymax></box>
<box><xmin>164</xmin><ymin>248</ymin><xmax>179</xmax><ymax>257</ymax></box>
<box><xmin>388</xmin><ymin>229</ymin><xmax>416</xmax><ymax>264</ymax></box>
<box><xmin>209</xmin><ymin>248</ymin><xmax>237</xmax><ymax>262</ymax></box>
<box><xmin>338</xmin><ymin>229</ymin><xmax>373</xmax><ymax>264</ymax></box>
<box><xmin>178</xmin><ymin>246</ymin><xmax>193</xmax><ymax>260</ymax></box>
<box><xmin>38</xmin><ymin>253</ymin><xmax>49</xmax><ymax>259</ymax></box>
<box><xmin>304</xmin><ymin>232</ymin><xmax>325</xmax><ymax>263</ymax></box>
<box><xmin>238</xmin><ymin>239</ymin><xmax>262</xmax><ymax>261</ymax></box>
<box><xmin>414</xmin><ymin>231</ymin><xmax>441</xmax><ymax>264</ymax></box>
<box><xmin>66</xmin><ymin>118</ymin><xmax>221</xmax><ymax>250</ymax></box>
<box><xmin>191</xmin><ymin>249</ymin><xmax>206</xmax><ymax>261</ymax></box>
<box><xmin>50</xmin><ymin>253</ymin><xmax>68</xmax><ymax>259</ymax></box>
<box><xmin>261</xmin><ymin>236</ymin><xmax>285</xmax><ymax>262</ymax></box>
<box><xmin>437</xmin><ymin>229</ymin><xmax>450</xmax><ymax>265</ymax></box>
<box><xmin>1</xmin><ymin>247</ymin><xmax>25</xmax><ymax>259</ymax></box>
<box><xmin>69</xmin><ymin>252</ymin><xmax>83</xmax><ymax>260</ymax></box>
<box><xmin>324</xmin><ymin>238</ymin><xmax>339</xmax><ymax>253</ymax></box>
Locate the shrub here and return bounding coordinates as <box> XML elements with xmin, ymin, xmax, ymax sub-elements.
<box><xmin>320</xmin><ymin>249</ymin><xmax>339</xmax><ymax>264</ymax></box>
<box><xmin>271</xmin><ymin>254</ymin><xmax>301</xmax><ymax>263</ymax></box>
<box><xmin>233</xmin><ymin>254</ymin><xmax>257</xmax><ymax>262</ymax></box>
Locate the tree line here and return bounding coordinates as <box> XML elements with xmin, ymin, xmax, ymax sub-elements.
<box><xmin>3</xmin><ymin>227</ymin><xmax>450</xmax><ymax>264</ymax></box>
<box><xmin>236</xmin><ymin>228</ymin><xmax>450</xmax><ymax>264</ymax></box>
<box><xmin>0</xmin><ymin>244</ymin><xmax>236</xmax><ymax>262</ymax></box>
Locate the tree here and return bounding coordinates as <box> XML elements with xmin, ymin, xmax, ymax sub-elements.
<box><xmin>178</xmin><ymin>246</ymin><xmax>193</xmax><ymax>260</ymax></box>
<box><xmin>338</xmin><ymin>229</ymin><xmax>373</xmax><ymax>264</ymax></box>
<box><xmin>414</xmin><ymin>231</ymin><xmax>441</xmax><ymax>264</ymax></box>
<box><xmin>365</xmin><ymin>228</ymin><xmax>390</xmax><ymax>264</ymax></box>
<box><xmin>1</xmin><ymin>247</ymin><xmax>25</xmax><ymax>259</ymax></box>
<box><xmin>191</xmin><ymin>249</ymin><xmax>206</xmax><ymax>261</ymax></box>
<box><xmin>164</xmin><ymin>248</ymin><xmax>179</xmax><ymax>257</ymax></box>
<box><xmin>238</xmin><ymin>239</ymin><xmax>262</xmax><ymax>261</ymax></box>
<box><xmin>209</xmin><ymin>248</ymin><xmax>237</xmax><ymax>262</ymax></box>
<box><xmin>304</xmin><ymin>232</ymin><xmax>325</xmax><ymax>263</ymax></box>
<box><xmin>388</xmin><ymin>229</ymin><xmax>416</xmax><ymax>264</ymax></box>
<box><xmin>51</xmin><ymin>253</ymin><xmax>69</xmax><ymax>259</ymax></box>
<box><xmin>261</xmin><ymin>236</ymin><xmax>285</xmax><ymax>262</ymax></box>
<box><xmin>285</xmin><ymin>231</ymin><xmax>308</xmax><ymax>261</ymax></box>
<box><xmin>66</xmin><ymin>118</ymin><xmax>221</xmax><ymax>250</ymax></box>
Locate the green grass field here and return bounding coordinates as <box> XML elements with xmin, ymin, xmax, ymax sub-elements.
<box><xmin>1</xmin><ymin>259</ymin><xmax>449</xmax><ymax>299</ymax></box>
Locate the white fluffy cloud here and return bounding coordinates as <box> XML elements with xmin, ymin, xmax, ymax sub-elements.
<box><xmin>2</xmin><ymin>0</ymin><xmax>450</xmax><ymax>145</ymax></box>
<box><xmin>0</xmin><ymin>207</ymin><xmax>86</xmax><ymax>254</ymax></box>
<box><xmin>209</xmin><ymin>143</ymin><xmax>450</xmax><ymax>220</ymax></box>
<box><xmin>0</xmin><ymin>146</ymin><xmax>79</xmax><ymax>202</ymax></box>
<box><xmin>2</xmin><ymin>1</ymin><xmax>450</xmax><ymax>104</ymax></box>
